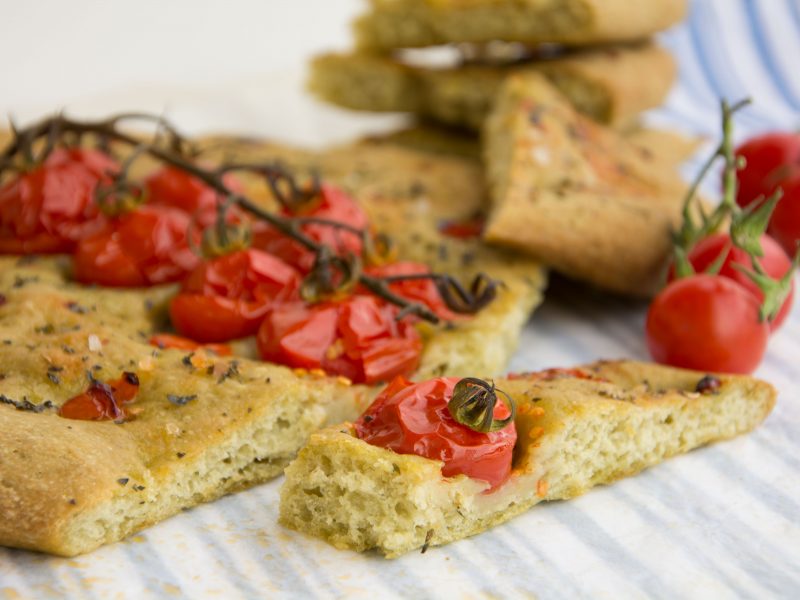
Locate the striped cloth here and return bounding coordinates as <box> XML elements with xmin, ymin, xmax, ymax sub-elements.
<box><xmin>1</xmin><ymin>1</ymin><xmax>799</xmax><ymax>597</ymax></box>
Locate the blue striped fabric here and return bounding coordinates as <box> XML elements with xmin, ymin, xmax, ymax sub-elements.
<box><xmin>1</xmin><ymin>1</ymin><xmax>799</xmax><ymax>598</ymax></box>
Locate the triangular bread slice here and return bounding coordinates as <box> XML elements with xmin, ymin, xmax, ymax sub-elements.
<box><xmin>279</xmin><ymin>360</ymin><xmax>776</xmax><ymax>557</ymax></box>
<box><xmin>353</xmin><ymin>0</ymin><xmax>687</xmax><ymax>51</ymax></box>
<box><xmin>309</xmin><ymin>42</ymin><xmax>676</xmax><ymax>130</ymax></box>
<box><xmin>483</xmin><ymin>72</ymin><xmax>688</xmax><ymax>296</ymax></box>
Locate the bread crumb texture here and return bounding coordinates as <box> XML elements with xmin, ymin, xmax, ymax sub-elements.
<box><xmin>279</xmin><ymin>360</ymin><xmax>775</xmax><ymax>557</ymax></box>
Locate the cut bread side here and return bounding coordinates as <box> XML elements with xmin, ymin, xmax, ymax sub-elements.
<box><xmin>353</xmin><ymin>0</ymin><xmax>687</xmax><ymax>51</ymax></box>
<box><xmin>483</xmin><ymin>72</ymin><xmax>688</xmax><ymax>296</ymax></box>
<box><xmin>309</xmin><ymin>43</ymin><xmax>676</xmax><ymax>130</ymax></box>
<box><xmin>279</xmin><ymin>360</ymin><xmax>776</xmax><ymax>557</ymax></box>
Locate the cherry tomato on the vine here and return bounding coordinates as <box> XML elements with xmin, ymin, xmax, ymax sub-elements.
<box><xmin>646</xmin><ymin>274</ymin><xmax>769</xmax><ymax>374</ymax></box>
<box><xmin>145</xmin><ymin>165</ymin><xmax>244</xmax><ymax>228</ymax></box>
<box><xmin>668</xmin><ymin>232</ymin><xmax>794</xmax><ymax>330</ymax></box>
<box><xmin>354</xmin><ymin>376</ymin><xmax>517</xmax><ymax>489</ymax></box>
<box><xmin>251</xmin><ymin>184</ymin><xmax>368</xmax><ymax>273</ymax></box>
<box><xmin>169</xmin><ymin>248</ymin><xmax>301</xmax><ymax>343</ymax></box>
<box><xmin>257</xmin><ymin>295</ymin><xmax>422</xmax><ymax>384</ymax></box>
<box><xmin>0</xmin><ymin>148</ymin><xmax>118</xmax><ymax>254</ymax></box>
<box><xmin>767</xmin><ymin>172</ymin><xmax>800</xmax><ymax>257</ymax></box>
<box><xmin>734</xmin><ymin>132</ymin><xmax>800</xmax><ymax>209</ymax></box>
<box><xmin>73</xmin><ymin>205</ymin><xmax>200</xmax><ymax>287</ymax></box>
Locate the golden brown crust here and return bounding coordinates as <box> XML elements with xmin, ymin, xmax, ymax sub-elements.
<box><xmin>353</xmin><ymin>0</ymin><xmax>687</xmax><ymax>50</ymax></box>
<box><xmin>279</xmin><ymin>360</ymin><xmax>776</xmax><ymax>556</ymax></box>
<box><xmin>483</xmin><ymin>72</ymin><xmax>688</xmax><ymax>296</ymax></box>
<box><xmin>309</xmin><ymin>43</ymin><xmax>676</xmax><ymax>129</ymax></box>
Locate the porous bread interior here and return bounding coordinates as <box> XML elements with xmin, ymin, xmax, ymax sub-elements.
<box><xmin>279</xmin><ymin>363</ymin><xmax>775</xmax><ymax>557</ymax></box>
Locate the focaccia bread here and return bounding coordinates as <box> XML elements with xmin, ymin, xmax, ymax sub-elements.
<box><xmin>0</xmin><ymin>137</ymin><xmax>545</xmax><ymax>556</ymax></box>
<box><xmin>309</xmin><ymin>42</ymin><xmax>676</xmax><ymax>130</ymax></box>
<box><xmin>279</xmin><ymin>360</ymin><xmax>776</xmax><ymax>557</ymax></box>
<box><xmin>483</xmin><ymin>72</ymin><xmax>688</xmax><ymax>296</ymax></box>
<box><xmin>353</xmin><ymin>0</ymin><xmax>687</xmax><ymax>51</ymax></box>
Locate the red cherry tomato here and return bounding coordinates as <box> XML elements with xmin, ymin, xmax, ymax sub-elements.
<box><xmin>73</xmin><ymin>205</ymin><xmax>200</xmax><ymax>287</ymax></box>
<box><xmin>668</xmin><ymin>233</ymin><xmax>794</xmax><ymax>330</ymax></box>
<box><xmin>646</xmin><ymin>274</ymin><xmax>769</xmax><ymax>374</ymax></box>
<box><xmin>0</xmin><ymin>148</ymin><xmax>118</xmax><ymax>254</ymax></box>
<box><xmin>354</xmin><ymin>376</ymin><xmax>517</xmax><ymax>489</ymax></box>
<box><xmin>767</xmin><ymin>172</ymin><xmax>800</xmax><ymax>257</ymax></box>
<box><xmin>149</xmin><ymin>333</ymin><xmax>232</xmax><ymax>356</ymax></box>
<box><xmin>734</xmin><ymin>132</ymin><xmax>800</xmax><ymax>209</ymax></box>
<box><xmin>365</xmin><ymin>261</ymin><xmax>462</xmax><ymax>321</ymax></box>
<box><xmin>251</xmin><ymin>184</ymin><xmax>368</xmax><ymax>273</ymax></box>
<box><xmin>170</xmin><ymin>249</ymin><xmax>301</xmax><ymax>343</ymax></box>
<box><xmin>257</xmin><ymin>295</ymin><xmax>422</xmax><ymax>384</ymax></box>
<box><xmin>145</xmin><ymin>165</ymin><xmax>243</xmax><ymax>228</ymax></box>
<box><xmin>59</xmin><ymin>372</ymin><xmax>140</xmax><ymax>421</ymax></box>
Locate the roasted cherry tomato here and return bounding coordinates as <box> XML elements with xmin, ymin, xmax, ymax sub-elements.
<box><xmin>734</xmin><ymin>132</ymin><xmax>800</xmax><ymax>209</ymax></box>
<box><xmin>355</xmin><ymin>376</ymin><xmax>517</xmax><ymax>489</ymax></box>
<box><xmin>170</xmin><ymin>249</ymin><xmax>301</xmax><ymax>343</ymax></box>
<box><xmin>668</xmin><ymin>232</ymin><xmax>794</xmax><ymax>331</ymax></box>
<box><xmin>73</xmin><ymin>205</ymin><xmax>199</xmax><ymax>287</ymax></box>
<box><xmin>59</xmin><ymin>372</ymin><xmax>140</xmax><ymax>421</ymax></box>
<box><xmin>646</xmin><ymin>274</ymin><xmax>769</xmax><ymax>374</ymax></box>
<box><xmin>251</xmin><ymin>184</ymin><xmax>368</xmax><ymax>273</ymax></box>
<box><xmin>149</xmin><ymin>333</ymin><xmax>232</xmax><ymax>356</ymax></box>
<box><xmin>767</xmin><ymin>172</ymin><xmax>800</xmax><ymax>257</ymax></box>
<box><xmin>0</xmin><ymin>148</ymin><xmax>118</xmax><ymax>254</ymax></box>
<box><xmin>145</xmin><ymin>165</ymin><xmax>243</xmax><ymax>228</ymax></box>
<box><xmin>365</xmin><ymin>261</ymin><xmax>462</xmax><ymax>321</ymax></box>
<box><xmin>257</xmin><ymin>295</ymin><xmax>422</xmax><ymax>384</ymax></box>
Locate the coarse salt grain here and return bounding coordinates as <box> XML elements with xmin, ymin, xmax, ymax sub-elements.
<box><xmin>88</xmin><ymin>335</ymin><xmax>102</xmax><ymax>352</ymax></box>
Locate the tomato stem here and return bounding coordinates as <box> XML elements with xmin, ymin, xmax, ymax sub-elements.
<box><xmin>447</xmin><ymin>378</ymin><xmax>516</xmax><ymax>433</ymax></box>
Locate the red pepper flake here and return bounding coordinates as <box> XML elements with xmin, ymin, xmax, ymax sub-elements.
<box><xmin>438</xmin><ymin>217</ymin><xmax>485</xmax><ymax>240</ymax></box>
<box><xmin>59</xmin><ymin>371</ymin><xmax>140</xmax><ymax>422</ymax></box>
<box><xmin>0</xmin><ymin>294</ymin><xmax>6</xmax><ymax>306</ymax></box>
<box><xmin>508</xmin><ymin>367</ymin><xmax>607</xmax><ymax>382</ymax></box>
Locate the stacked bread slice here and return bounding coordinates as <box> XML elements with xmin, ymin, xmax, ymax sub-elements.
<box><xmin>309</xmin><ymin>0</ymin><xmax>693</xmax><ymax>296</ymax></box>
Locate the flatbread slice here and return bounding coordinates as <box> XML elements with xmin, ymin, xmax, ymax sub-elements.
<box><xmin>0</xmin><ymin>138</ymin><xmax>545</xmax><ymax>556</ymax></box>
<box><xmin>483</xmin><ymin>72</ymin><xmax>688</xmax><ymax>296</ymax></box>
<box><xmin>279</xmin><ymin>360</ymin><xmax>776</xmax><ymax>557</ymax></box>
<box><xmin>353</xmin><ymin>0</ymin><xmax>687</xmax><ymax>51</ymax></box>
<box><xmin>309</xmin><ymin>42</ymin><xmax>676</xmax><ymax>130</ymax></box>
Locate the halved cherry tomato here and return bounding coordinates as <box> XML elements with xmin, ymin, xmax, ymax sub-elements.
<box><xmin>734</xmin><ymin>132</ymin><xmax>800</xmax><ymax>210</ymax></box>
<box><xmin>365</xmin><ymin>261</ymin><xmax>462</xmax><ymax>321</ymax></box>
<box><xmin>59</xmin><ymin>372</ymin><xmax>140</xmax><ymax>421</ymax></box>
<box><xmin>149</xmin><ymin>333</ymin><xmax>232</xmax><ymax>356</ymax></box>
<box><xmin>668</xmin><ymin>232</ymin><xmax>794</xmax><ymax>330</ymax></box>
<box><xmin>251</xmin><ymin>184</ymin><xmax>368</xmax><ymax>273</ymax></box>
<box><xmin>0</xmin><ymin>148</ymin><xmax>118</xmax><ymax>254</ymax></box>
<box><xmin>646</xmin><ymin>274</ymin><xmax>769</xmax><ymax>374</ymax></box>
<box><xmin>170</xmin><ymin>249</ymin><xmax>301</xmax><ymax>343</ymax></box>
<box><xmin>145</xmin><ymin>165</ymin><xmax>244</xmax><ymax>228</ymax></box>
<box><xmin>257</xmin><ymin>295</ymin><xmax>422</xmax><ymax>384</ymax></box>
<box><xmin>73</xmin><ymin>205</ymin><xmax>200</xmax><ymax>287</ymax></box>
<box><xmin>355</xmin><ymin>376</ymin><xmax>517</xmax><ymax>489</ymax></box>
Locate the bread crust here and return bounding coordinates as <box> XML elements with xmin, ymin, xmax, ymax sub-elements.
<box><xmin>483</xmin><ymin>72</ymin><xmax>688</xmax><ymax>296</ymax></box>
<box><xmin>279</xmin><ymin>360</ymin><xmax>776</xmax><ymax>557</ymax></box>
<box><xmin>309</xmin><ymin>43</ymin><xmax>676</xmax><ymax>129</ymax></box>
<box><xmin>354</xmin><ymin>0</ymin><xmax>687</xmax><ymax>50</ymax></box>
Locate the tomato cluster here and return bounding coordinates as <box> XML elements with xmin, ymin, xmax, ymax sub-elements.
<box><xmin>0</xmin><ymin>150</ymin><xmax>459</xmax><ymax>384</ymax></box>
<box><xmin>646</xmin><ymin>131</ymin><xmax>799</xmax><ymax>375</ymax></box>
